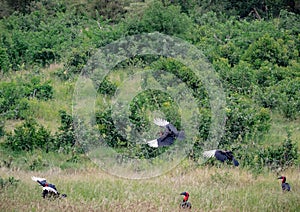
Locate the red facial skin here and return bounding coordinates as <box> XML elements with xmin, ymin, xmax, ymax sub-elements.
<box><xmin>183</xmin><ymin>192</ymin><xmax>189</xmax><ymax>202</ymax></box>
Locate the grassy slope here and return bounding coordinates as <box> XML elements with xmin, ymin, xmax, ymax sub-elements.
<box><xmin>1</xmin><ymin>64</ymin><xmax>300</xmax><ymax>211</ymax></box>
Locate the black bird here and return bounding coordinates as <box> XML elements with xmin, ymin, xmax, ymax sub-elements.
<box><xmin>146</xmin><ymin>118</ymin><xmax>185</xmax><ymax>147</ymax></box>
<box><xmin>32</xmin><ymin>176</ymin><xmax>67</xmax><ymax>199</ymax></box>
<box><xmin>203</xmin><ymin>149</ymin><xmax>239</xmax><ymax>166</ymax></box>
<box><xmin>179</xmin><ymin>192</ymin><xmax>191</xmax><ymax>209</ymax></box>
<box><xmin>278</xmin><ymin>176</ymin><xmax>291</xmax><ymax>191</ymax></box>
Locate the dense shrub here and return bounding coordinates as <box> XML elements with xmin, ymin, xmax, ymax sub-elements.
<box><xmin>0</xmin><ymin>47</ymin><xmax>10</xmax><ymax>72</ymax></box>
<box><xmin>236</xmin><ymin>132</ymin><xmax>298</xmax><ymax>172</ymax></box>
<box><xmin>0</xmin><ymin>78</ymin><xmax>53</xmax><ymax>120</ymax></box>
<box><xmin>0</xmin><ymin>81</ymin><xmax>30</xmax><ymax>119</ymax></box>
<box><xmin>125</xmin><ymin>1</ymin><xmax>193</xmax><ymax>37</ymax></box>
<box><xmin>242</xmin><ymin>33</ymin><xmax>298</xmax><ymax>69</ymax></box>
<box><xmin>0</xmin><ymin>119</ymin><xmax>4</xmax><ymax>137</ymax></box>
<box><xmin>54</xmin><ymin>110</ymin><xmax>76</xmax><ymax>153</ymax></box>
<box><xmin>221</xmin><ymin>94</ymin><xmax>271</xmax><ymax>146</ymax></box>
<box><xmin>5</xmin><ymin>119</ymin><xmax>54</xmax><ymax>151</ymax></box>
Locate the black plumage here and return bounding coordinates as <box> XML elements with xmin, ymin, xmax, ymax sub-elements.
<box><xmin>278</xmin><ymin>176</ymin><xmax>291</xmax><ymax>191</ymax></box>
<box><xmin>32</xmin><ymin>176</ymin><xmax>67</xmax><ymax>199</ymax></box>
<box><xmin>203</xmin><ymin>149</ymin><xmax>239</xmax><ymax>166</ymax></box>
<box><xmin>146</xmin><ymin>118</ymin><xmax>185</xmax><ymax>148</ymax></box>
<box><xmin>179</xmin><ymin>192</ymin><xmax>191</xmax><ymax>209</ymax></box>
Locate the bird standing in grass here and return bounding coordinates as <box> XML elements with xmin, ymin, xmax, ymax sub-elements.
<box><xmin>31</xmin><ymin>176</ymin><xmax>67</xmax><ymax>199</ymax></box>
<box><xmin>278</xmin><ymin>176</ymin><xmax>291</xmax><ymax>191</ymax></box>
<box><xmin>203</xmin><ymin>149</ymin><xmax>239</xmax><ymax>166</ymax></box>
<box><xmin>179</xmin><ymin>192</ymin><xmax>191</xmax><ymax>209</ymax></box>
<box><xmin>146</xmin><ymin>118</ymin><xmax>185</xmax><ymax>148</ymax></box>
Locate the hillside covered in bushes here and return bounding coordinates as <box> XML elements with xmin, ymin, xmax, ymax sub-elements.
<box><xmin>0</xmin><ymin>0</ymin><xmax>299</xmax><ymax>173</ymax></box>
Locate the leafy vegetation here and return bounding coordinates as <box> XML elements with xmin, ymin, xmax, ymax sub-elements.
<box><xmin>0</xmin><ymin>1</ymin><xmax>299</xmax><ymax>210</ymax></box>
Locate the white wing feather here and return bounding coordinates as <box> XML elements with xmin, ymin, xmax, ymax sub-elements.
<box><xmin>203</xmin><ymin>150</ymin><xmax>217</xmax><ymax>158</ymax></box>
<box><xmin>32</xmin><ymin>176</ymin><xmax>46</xmax><ymax>182</ymax></box>
<box><xmin>147</xmin><ymin>139</ymin><xmax>158</xmax><ymax>148</ymax></box>
<box><xmin>153</xmin><ymin>118</ymin><xmax>169</xmax><ymax>127</ymax></box>
<box><xmin>43</xmin><ymin>187</ymin><xmax>58</xmax><ymax>194</ymax></box>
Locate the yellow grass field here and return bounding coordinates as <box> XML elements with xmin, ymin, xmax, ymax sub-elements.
<box><xmin>1</xmin><ymin>163</ymin><xmax>299</xmax><ymax>212</ymax></box>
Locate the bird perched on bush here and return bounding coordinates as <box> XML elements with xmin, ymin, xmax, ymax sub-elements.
<box><xmin>179</xmin><ymin>192</ymin><xmax>191</xmax><ymax>209</ymax></box>
<box><xmin>278</xmin><ymin>176</ymin><xmax>291</xmax><ymax>191</ymax></box>
<box><xmin>31</xmin><ymin>176</ymin><xmax>67</xmax><ymax>199</ymax></box>
<box><xmin>203</xmin><ymin>149</ymin><xmax>239</xmax><ymax>166</ymax></box>
<box><xmin>146</xmin><ymin>118</ymin><xmax>185</xmax><ymax>148</ymax></box>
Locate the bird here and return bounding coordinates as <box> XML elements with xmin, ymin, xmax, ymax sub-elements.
<box><xmin>146</xmin><ymin>118</ymin><xmax>185</xmax><ymax>148</ymax></box>
<box><xmin>203</xmin><ymin>149</ymin><xmax>239</xmax><ymax>166</ymax></box>
<box><xmin>31</xmin><ymin>176</ymin><xmax>67</xmax><ymax>199</ymax></box>
<box><xmin>278</xmin><ymin>176</ymin><xmax>291</xmax><ymax>191</ymax></box>
<box><xmin>179</xmin><ymin>192</ymin><xmax>192</xmax><ymax>209</ymax></box>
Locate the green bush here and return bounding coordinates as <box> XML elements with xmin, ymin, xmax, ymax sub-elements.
<box><xmin>5</xmin><ymin>119</ymin><xmax>54</xmax><ymax>152</ymax></box>
<box><xmin>242</xmin><ymin>33</ymin><xmax>298</xmax><ymax>69</ymax></box>
<box><xmin>222</xmin><ymin>93</ymin><xmax>271</xmax><ymax>146</ymax></box>
<box><xmin>0</xmin><ymin>78</ymin><xmax>53</xmax><ymax>120</ymax></box>
<box><xmin>125</xmin><ymin>0</ymin><xmax>193</xmax><ymax>37</ymax></box>
<box><xmin>0</xmin><ymin>47</ymin><xmax>10</xmax><ymax>72</ymax></box>
<box><xmin>54</xmin><ymin>110</ymin><xmax>76</xmax><ymax>153</ymax></box>
<box><xmin>0</xmin><ymin>119</ymin><xmax>4</xmax><ymax>137</ymax></box>
<box><xmin>237</xmin><ymin>131</ymin><xmax>298</xmax><ymax>171</ymax></box>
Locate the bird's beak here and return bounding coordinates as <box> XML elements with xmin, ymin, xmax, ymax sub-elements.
<box><xmin>180</xmin><ymin>192</ymin><xmax>186</xmax><ymax>195</ymax></box>
<box><xmin>277</xmin><ymin>176</ymin><xmax>282</xmax><ymax>179</ymax></box>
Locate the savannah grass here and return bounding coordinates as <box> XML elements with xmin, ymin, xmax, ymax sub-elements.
<box><xmin>1</xmin><ymin>161</ymin><xmax>299</xmax><ymax>212</ymax></box>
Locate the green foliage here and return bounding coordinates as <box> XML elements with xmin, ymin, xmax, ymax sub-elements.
<box><xmin>97</xmin><ymin>77</ymin><xmax>117</xmax><ymax>97</ymax></box>
<box><xmin>0</xmin><ymin>77</ymin><xmax>53</xmax><ymax>120</ymax></box>
<box><xmin>276</xmin><ymin>77</ymin><xmax>300</xmax><ymax>119</ymax></box>
<box><xmin>95</xmin><ymin>109</ymin><xmax>127</xmax><ymax>148</ymax></box>
<box><xmin>5</xmin><ymin>118</ymin><xmax>54</xmax><ymax>151</ymax></box>
<box><xmin>125</xmin><ymin>0</ymin><xmax>193</xmax><ymax>37</ymax></box>
<box><xmin>237</xmin><ymin>131</ymin><xmax>298</xmax><ymax>171</ymax></box>
<box><xmin>0</xmin><ymin>0</ymin><xmax>299</xmax><ymax>173</ymax></box>
<box><xmin>61</xmin><ymin>47</ymin><xmax>91</xmax><ymax>79</ymax></box>
<box><xmin>150</xmin><ymin>58</ymin><xmax>208</xmax><ymax>104</ymax></box>
<box><xmin>0</xmin><ymin>81</ymin><xmax>30</xmax><ymax>119</ymax></box>
<box><xmin>87</xmin><ymin>0</ymin><xmax>128</xmax><ymax>23</ymax></box>
<box><xmin>222</xmin><ymin>94</ymin><xmax>271</xmax><ymax>146</ymax></box>
<box><xmin>54</xmin><ymin>110</ymin><xmax>76</xmax><ymax>153</ymax></box>
<box><xmin>0</xmin><ymin>47</ymin><xmax>10</xmax><ymax>72</ymax></box>
<box><xmin>242</xmin><ymin>33</ymin><xmax>298</xmax><ymax>68</ymax></box>
<box><xmin>0</xmin><ymin>119</ymin><xmax>4</xmax><ymax>137</ymax></box>
<box><xmin>0</xmin><ymin>176</ymin><xmax>19</xmax><ymax>191</ymax></box>
<box><xmin>28</xmin><ymin>154</ymin><xmax>48</xmax><ymax>170</ymax></box>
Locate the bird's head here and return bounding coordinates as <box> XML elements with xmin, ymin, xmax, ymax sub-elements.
<box><xmin>180</xmin><ymin>192</ymin><xmax>189</xmax><ymax>201</ymax></box>
<box><xmin>278</xmin><ymin>176</ymin><xmax>286</xmax><ymax>183</ymax></box>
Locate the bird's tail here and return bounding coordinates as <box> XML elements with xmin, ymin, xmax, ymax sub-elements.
<box><xmin>232</xmin><ymin>158</ymin><xmax>239</xmax><ymax>166</ymax></box>
<box><xmin>177</xmin><ymin>131</ymin><xmax>185</xmax><ymax>140</ymax></box>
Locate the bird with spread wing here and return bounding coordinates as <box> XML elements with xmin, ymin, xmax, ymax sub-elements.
<box><xmin>31</xmin><ymin>176</ymin><xmax>67</xmax><ymax>199</ymax></box>
<box><xmin>203</xmin><ymin>149</ymin><xmax>239</xmax><ymax>166</ymax></box>
<box><xmin>146</xmin><ymin>118</ymin><xmax>185</xmax><ymax>148</ymax></box>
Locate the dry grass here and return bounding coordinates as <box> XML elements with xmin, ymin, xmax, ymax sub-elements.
<box><xmin>1</xmin><ymin>164</ymin><xmax>299</xmax><ymax>212</ymax></box>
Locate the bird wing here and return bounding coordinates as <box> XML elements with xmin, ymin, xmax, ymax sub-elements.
<box><xmin>153</xmin><ymin>118</ymin><xmax>169</xmax><ymax>127</ymax></box>
<box><xmin>166</xmin><ymin>123</ymin><xmax>178</xmax><ymax>135</ymax></box>
<box><xmin>203</xmin><ymin>150</ymin><xmax>217</xmax><ymax>158</ymax></box>
<box><xmin>214</xmin><ymin>150</ymin><xmax>229</xmax><ymax>162</ymax></box>
<box><xmin>43</xmin><ymin>187</ymin><xmax>58</xmax><ymax>194</ymax></box>
<box><xmin>146</xmin><ymin>139</ymin><xmax>158</xmax><ymax>148</ymax></box>
<box><xmin>146</xmin><ymin>131</ymin><xmax>175</xmax><ymax>147</ymax></box>
<box><xmin>283</xmin><ymin>183</ymin><xmax>291</xmax><ymax>191</ymax></box>
<box><xmin>157</xmin><ymin>134</ymin><xmax>175</xmax><ymax>146</ymax></box>
<box><xmin>32</xmin><ymin>176</ymin><xmax>46</xmax><ymax>182</ymax></box>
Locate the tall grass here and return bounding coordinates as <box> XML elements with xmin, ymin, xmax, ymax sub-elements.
<box><xmin>1</xmin><ymin>163</ymin><xmax>299</xmax><ymax>211</ymax></box>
